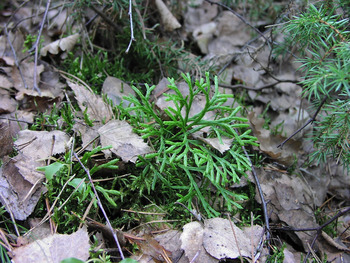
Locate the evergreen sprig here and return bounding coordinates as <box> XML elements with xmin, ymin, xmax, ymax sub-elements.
<box><xmin>277</xmin><ymin>3</ymin><xmax>350</xmax><ymax>169</ymax></box>
<box><xmin>124</xmin><ymin>72</ymin><xmax>258</xmax><ymax>217</ymax></box>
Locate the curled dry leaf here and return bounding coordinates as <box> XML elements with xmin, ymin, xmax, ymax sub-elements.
<box><xmin>40</xmin><ymin>33</ymin><xmax>79</xmax><ymax>57</ymax></box>
<box><xmin>155</xmin><ymin>0</ymin><xmax>181</xmax><ymax>31</ymax></box>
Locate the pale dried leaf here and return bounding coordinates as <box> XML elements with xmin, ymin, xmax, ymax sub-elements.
<box><xmin>68</xmin><ymin>81</ymin><xmax>113</xmax><ymax>123</ymax></box>
<box><xmin>12</xmin><ymin>227</ymin><xmax>90</xmax><ymax>263</ymax></box>
<box><xmin>73</xmin><ymin>121</ymin><xmax>101</xmax><ymax>151</ymax></box>
<box><xmin>155</xmin><ymin>0</ymin><xmax>181</xmax><ymax>31</ymax></box>
<box><xmin>40</xmin><ymin>33</ymin><xmax>79</xmax><ymax>56</ymax></box>
<box><xmin>98</xmin><ymin>120</ymin><xmax>152</xmax><ymax>163</ymax></box>
<box><xmin>203</xmin><ymin>218</ymin><xmax>252</xmax><ymax>259</ymax></box>
<box><xmin>14</xmin><ymin>130</ymin><xmax>70</xmax><ymax>161</ymax></box>
<box><xmin>102</xmin><ymin>76</ymin><xmax>135</xmax><ymax>107</ymax></box>
<box><xmin>180</xmin><ymin>221</ymin><xmax>218</xmax><ymax>263</ymax></box>
<box><xmin>192</xmin><ymin>131</ymin><xmax>233</xmax><ymax>154</ymax></box>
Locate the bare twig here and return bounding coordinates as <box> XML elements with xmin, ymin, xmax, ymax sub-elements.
<box><xmin>89</xmin><ymin>4</ymin><xmax>122</xmax><ymax>33</ymax></box>
<box><xmin>32</xmin><ymin>0</ymin><xmax>51</xmax><ymax>95</ymax></box>
<box><xmin>73</xmin><ymin>152</ymin><xmax>125</xmax><ymax>260</ymax></box>
<box><xmin>219</xmin><ymin>79</ymin><xmax>298</xmax><ymax>91</ymax></box>
<box><xmin>237</xmin><ymin>130</ymin><xmax>270</xmax><ymax>245</ymax></box>
<box><xmin>126</xmin><ymin>0</ymin><xmax>135</xmax><ymax>53</ymax></box>
<box><xmin>277</xmin><ymin>95</ymin><xmax>328</xmax><ymax>148</ymax></box>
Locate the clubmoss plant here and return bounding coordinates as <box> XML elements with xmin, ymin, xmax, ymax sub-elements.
<box><xmin>123</xmin><ymin>72</ymin><xmax>258</xmax><ymax>217</ymax></box>
<box><xmin>275</xmin><ymin>3</ymin><xmax>350</xmax><ymax>169</ymax></box>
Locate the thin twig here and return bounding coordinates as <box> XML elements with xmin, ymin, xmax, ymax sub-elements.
<box><xmin>32</xmin><ymin>0</ymin><xmax>51</xmax><ymax>95</ymax></box>
<box><xmin>277</xmin><ymin>95</ymin><xmax>328</xmax><ymax>148</ymax></box>
<box><xmin>89</xmin><ymin>4</ymin><xmax>122</xmax><ymax>33</ymax></box>
<box><xmin>126</xmin><ymin>0</ymin><xmax>135</xmax><ymax>53</ymax></box>
<box><xmin>237</xmin><ymin>130</ymin><xmax>270</xmax><ymax>244</ymax></box>
<box><xmin>227</xmin><ymin>214</ymin><xmax>244</xmax><ymax>263</ymax></box>
<box><xmin>219</xmin><ymin>79</ymin><xmax>298</xmax><ymax>91</ymax></box>
<box><xmin>73</xmin><ymin>152</ymin><xmax>125</xmax><ymax>260</ymax></box>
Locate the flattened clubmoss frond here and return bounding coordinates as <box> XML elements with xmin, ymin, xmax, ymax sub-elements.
<box><xmin>123</xmin><ymin>72</ymin><xmax>258</xmax><ymax>217</ymax></box>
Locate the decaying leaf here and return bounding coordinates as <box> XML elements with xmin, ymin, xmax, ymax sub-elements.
<box><xmin>155</xmin><ymin>0</ymin><xmax>181</xmax><ymax>31</ymax></box>
<box><xmin>98</xmin><ymin>120</ymin><xmax>152</xmax><ymax>163</ymax></box>
<box><xmin>248</xmin><ymin>111</ymin><xmax>302</xmax><ymax>165</ymax></box>
<box><xmin>0</xmin><ymin>154</ymin><xmax>46</xmax><ymax>220</ymax></box>
<box><xmin>12</xmin><ymin>227</ymin><xmax>90</xmax><ymax>263</ymax></box>
<box><xmin>68</xmin><ymin>81</ymin><xmax>113</xmax><ymax>123</ymax></box>
<box><xmin>40</xmin><ymin>33</ymin><xmax>80</xmax><ymax>57</ymax></box>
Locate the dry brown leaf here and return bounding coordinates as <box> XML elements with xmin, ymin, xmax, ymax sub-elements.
<box><xmin>12</xmin><ymin>227</ymin><xmax>90</xmax><ymax>263</ymax></box>
<box><xmin>254</xmin><ymin>167</ymin><xmax>319</xmax><ymax>251</ymax></box>
<box><xmin>0</xmin><ymin>122</ymin><xmax>14</xmax><ymax>158</ymax></box>
<box><xmin>184</xmin><ymin>1</ymin><xmax>218</xmax><ymax>33</ymax></box>
<box><xmin>154</xmin><ymin>230</ymin><xmax>186</xmax><ymax>263</ymax></box>
<box><xmin>40</xmin><ymin>33</ymin><xmax>80</xmax><ymax>57</ymax></box>
<box><xmin>14</xmin><ymin>130</ymin><xmax>70</xmax><ymax>161</ymax></box>
<box><xmin>68</xmin><ymin>81</ymin><xmax>113</xmax><ymax>123</ymax></box>
<box><xmin>248</xmin><ymin>111</ymin><xmax>302</xmax><ymax>165</ymax></box>
<box><xmin>0</xmin><ymin>94</ymin><xmax>17</xmax><ymax>113</ymax></box>
<box><xmin>155</xmin><ymin>0</ymin><xmax>181</xmax><ymax>31</ymax></box>
<box><xmin>0</xmin><ymin>154</ymin><xmax>46</xmax><ymax>220</ymax></box>
<box><xmin>11</xmin><ymin>61</ymin><xmax>45</xmax><ymax>99</ymax></box>
<box><xmin>98</xmin><ymin>120</ymin><xmax>152</xmax><ymax>163</ymax></box>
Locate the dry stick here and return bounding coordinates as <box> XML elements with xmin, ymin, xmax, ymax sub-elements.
<box><xmin>239</xmin><ymin>136</ymin><xmax>270</xmax><ymax>244</ymax></box>
<box><xmin>73</xmin><ymin>152</ymin><xmax>125</xmax><ymax>260</ymax></box>
<box><xmin>89</xmin><ymin>4</ymin><xmax>122</xmax><ymax>33</ymax></box>
<box><xmin>32</xmin><ymin>0</ymin><xmax>51</xmax><ymax>95</ymax></box>
<box><xmin>277</xmin><ymin>95</ymin><xmax>328</xmax><ymax>148</ymax></box>
<box><xmin>126</xmin><ymin>0</ymin><xmax>135</xmax><ymax>53</ymax></box>
<box><xmin>219</xmin><ymin>79</ymin><xmax>298</xmax><ymax>91</ymax></box>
